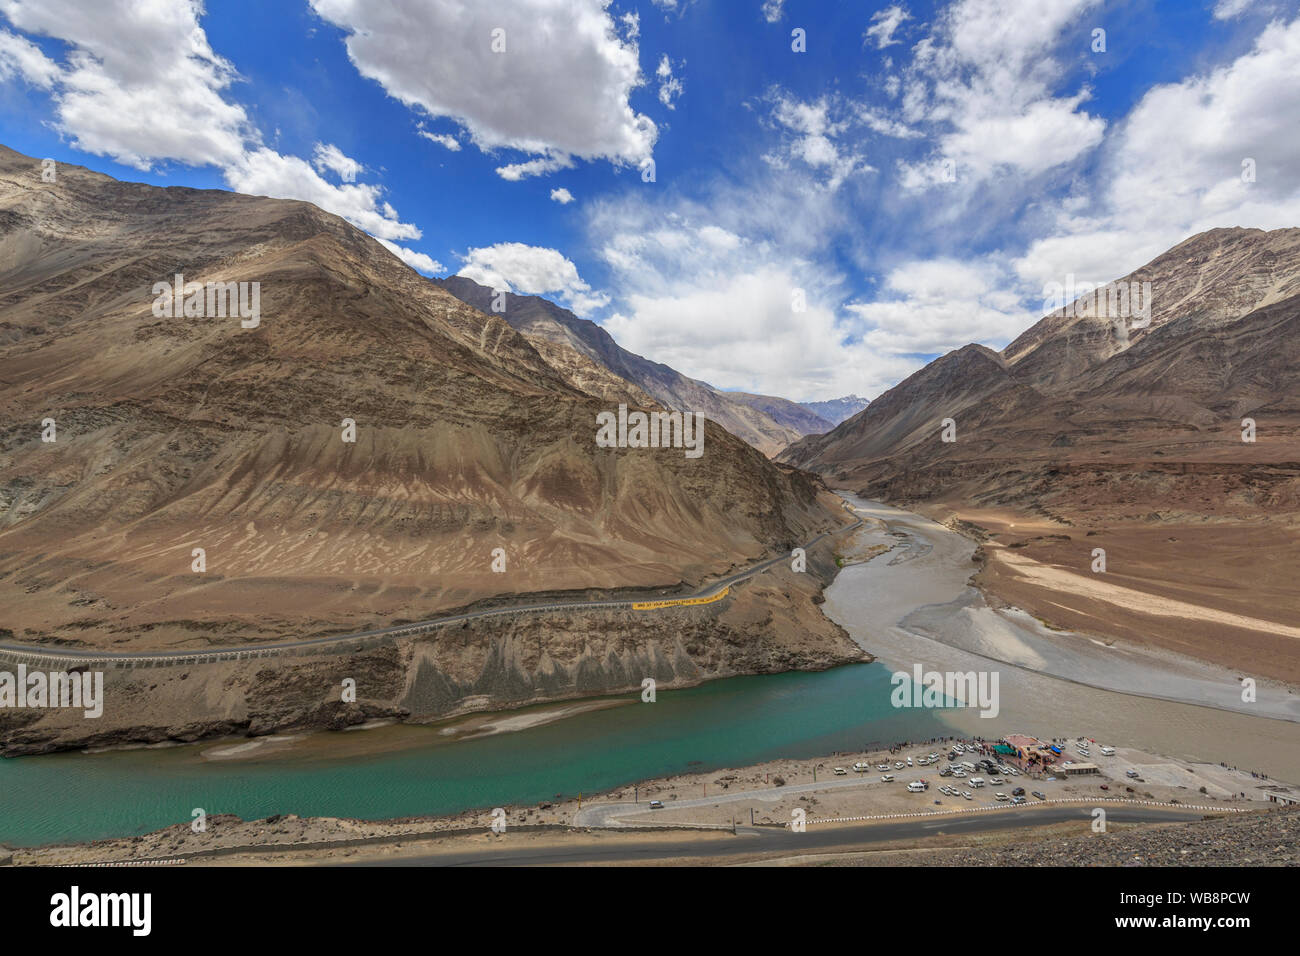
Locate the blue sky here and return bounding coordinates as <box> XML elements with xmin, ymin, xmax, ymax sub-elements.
<box><xmin>2</xmin><ymin>0</ymin><xmax>1298</xmax><ymax>401</ymax></box>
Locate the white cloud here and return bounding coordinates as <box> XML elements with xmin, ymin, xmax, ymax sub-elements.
<box><xmin>762</xmin><ymin>91</ymin><xmax>873</xmax><ymax>190</ymax></box>
<box><xmin>550</xmin><ymin>187</ymin><xmax>575</xmax><ymax>204</ymax></box>
<box><xmin>0</xmin><ymin>29</ymin><xmax>58</xmax><ymax>87</ymax></box>
<box><xmin>845</xmin><ymin>258</ymin><xmax>1034</xmax><ymax>357</ymax></box>
<box><xmin>225</xmin><ymin>148</ymin><xmax>420</xmax><ymax>242</ymax></box>
<box><xmin>377</xmin><ymin>238</ymin><xmax>443</xmax><ymax>275</ymax></box>
<box><xmin>1</xmin><ymin>0</ymin><xmax>426</xmax><ymax>251</ymax></box>
<box><xmin>309</xmin><ymin>0</ymin><xmax>656</xmax><ymax>177</ymax></box>
<box><xmin>312</xmin><ymin>142</ymin><xmax>362</xmax><ymax>182</ymax></box>
<box><xmin>1213</xmin><ymin>0</ymin><xmax>1253</xmax><ymax>20</ymax></box>
<box><xmin>761</xmin><ymin>0</ymin><xmax>785</xmax><ymax>24</ymax></box>
<box><xmin>496</xmin><ymin>153</ymin><xmax>574</xmax><ymax>181</ymax></box>
<box><xmin>458</xmin><ymin>242</ymin><xmax>609</xmax><ymax>316</ymax></box>
<box><xmin>1</xmin><ymin>0</ymin><xmax>250</xmax><ymax>170</ymax></box>
<box><xmin>418</xmin><ymin>129</ymin><xmax>461</xmax><ymax>151</ymax></box>
<box><xmin>656</xmin><ymin>54</ymin><xmax>683</xmax><ymax>109</ymax></box>
<box><xmin>585</xmin><ymin>188</ymin><xmax>912</xmax><ymax>399</ymax></box>
<box><xmin>897</xmin><ymin>0</ymin><xmax>1106</xmax><ymax>184</ymax></box>
<box><xmin>864</xmin><ymin>5</ymin><xmax>910</xmax><ymax>49</ymax></box>
<box><xmin>1015</xmin><ymin>15</ymin><xmax>1300</xmax><ymax>287</ymax></box>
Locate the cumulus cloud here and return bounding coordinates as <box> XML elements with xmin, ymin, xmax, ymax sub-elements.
<box><xmin>312</xmin><ymin>142</ymin><xmax>362</xmax><ymax>182</ymax></box>
<box><xmin>1</xmin><ymin>0</ymin><xmax>251</xmax><ymax>169</ymax></box>
<box><xmin>761</xmin><ymin>0</ymin><xmax>785</xmax><ymax>23</ymax></box>
<box><xmin>1</xmin><ymin>0</ymin><xmax>431</xmax><ymax>257</ymax></box>
<box><xmin>895</xmin><ymin>0</ymin><xmax>1106</xmax><ymax>185</ymax></box>
<box><xmin>0</xmin><ymin>29</ymin><xmax>58</xmax><ymax>87</ymax></box>
<box><xmin>308</xmin><ymin>0</ymin><xmax>656</xmax><ymax>177</ymax></box>
<box><xmin>458</xmin><ymin>242</ymin><xmax>609</xmax><ymax>316</ymax></box>
<box><xmin>656</xmin><ymin>54</ymin><xmax>683</xmax><ymax>109</ymax></box>
<box><xmin>378</xmin><ymin>238</ymin><xmax>444</xmax><ymax>275</ymax></box>
<box><xmin>550</xmin><ymin>187</ymin><xmax>575</xmax><ymax>204</ymax></box>
<box><xmin>845</xmin><ymin>258</ymin><xmax>1034</xmax><ymax>357</ymax></box>
<box><xmin>762</xmin><ymin>91</ymin><xmax>873</xmax><ymax>190</ymax></box>
<box><xmin>864</xmin><ymin>5</ymin><xmax>910</xmax><ymax>49</ymax></box>
<box><xmin>1014</xmin><ymin>14</ymin><xmax>1300</xmax><ymax>287</ymax></box>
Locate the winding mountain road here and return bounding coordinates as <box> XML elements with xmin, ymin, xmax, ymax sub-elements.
<box><xmin>0</xmin><ymin>510</ymin><xmax>864</xmax><ymax>668</ymax></box>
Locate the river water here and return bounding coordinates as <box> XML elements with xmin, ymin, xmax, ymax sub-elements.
<box><xmin>1</xmin><ymin>494</ymin><xmax>1294</xmax><ymax>848</ymax></box>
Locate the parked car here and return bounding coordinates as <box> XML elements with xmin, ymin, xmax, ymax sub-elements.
<box><xmin>1099</xmin><ymin>784</ymin><xmax>1109</xmax><ymax>790</ymax></box>
<box><xmin>989</xmin><ymin>777</ymin><xmax>1005</xmax><ymax>785</ymax></box>
<box><xmin>649</xmin><ymin>800</ymin><xmax>664</xmax><ymax>809</ymax></box>
<box><xmin>907</xmin><ymin>757</ymin><xmax>914</xmax><ymax>766</ymax></box>
<box><xmin>895</xmin><ymin>761</ymin><xmax>906</xmax><ymax>770</ymax></box>
<box><xmin>833</xmin><ymin>767</ymin><xmax>848</xmax><ymax>775</ymax></box>
<box><xmin>1032</xmin><ymin>791</ymin><xmax>1046</xmax><ymax>800</ymax></box>
<box><xmin>1100</xmin><ymin>746</ymin><xmax>1116</xmax><ymax>756</ymax></box>
<box><xmin>963</xmin><ymin>791</ymin><xmax>973</xmax><ymax>800</ymax></box>
<box><xmin>906</xmin><ymin>781</ymin><xmax>926</xmax><ymax>792</ymax></box>
<box><xmin>1126</xmin><ymin>769</ymin><xmax>1140</xmax><ymax>778</ymax></box>
<box><xmin>1011</xmin><ymin>796</ymin><xmax>1027</xmax><ymax>805</ymax></box>
<box><xmin>995</xmin><ymin>792</ymin><xmax>1009</xmax><ymax>801</ymax></box>
<box><xmin>853</xmin><ymin>762</ymin><xmax>870</xmax><ymax>772</ymax></box>
<box><xmin>877</xmin><ymin>764</ymin><xmax>890</xmax><ymax>771</ymax></box>
<box><xmin>881</xmin><ymin>774</ymin><xmax>895</xmax><ymax>782</ymax></box>
<box><xmin>1012</xmin><ymin>787</ymin><xmax>1026</xmax><ymax>796</ymax></box>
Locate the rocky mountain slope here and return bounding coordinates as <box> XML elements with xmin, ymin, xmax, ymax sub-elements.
<box><xmin>0</xmin><ymin>145</ymin><xmax>865</xmax><ymax>751</ymax></box>
<box><xmin>435</xmin><ymin>275</ymin><xmax>822</xmax><ymax>455</ymax></box>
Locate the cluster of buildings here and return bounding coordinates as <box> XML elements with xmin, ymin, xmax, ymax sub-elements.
<box><xmin>989</xmin><ymin>734</ymin><xmax>1101</xmax><ymax>777</ymax></box>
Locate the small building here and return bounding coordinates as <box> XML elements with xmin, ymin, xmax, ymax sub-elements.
<box><xmin>1265</xmin><ymin>791</ymin><xmax>1299</xmax><ymax>806</ymax></box>
<box><xmin>1057</xmin><ymin>762</ymin><xmax>1100</xmax><ymax>776</ymax></box>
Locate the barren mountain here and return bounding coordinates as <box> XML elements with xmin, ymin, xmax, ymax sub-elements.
<box><xmin>435</xmin><ymin>275</ymin><xmax>816</xmax><ymax>455</ymax></box>
<box><xmin>0</xmin><ymin>146</ymin><xmax>865</xmax><ymax>753</ymax></box>
<box><xmin>799</xmin><ymin>394</ymin><xmax>869</xmax><ymax>426</ymax></box>
<box><xmin>781</xmin><ymin>227</ymin><xmax>1300</xmax><ymax>680</ymax></box>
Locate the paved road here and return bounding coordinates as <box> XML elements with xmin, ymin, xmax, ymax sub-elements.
<box><xmin>355</xmin><ymin>805</ymin><xmax>1218</xmax><ymax>866</ymax></box>
<box><xmin>0</xmin><ymin>510</ymin><xmax>862</xmax><ymax>666</ymax></box>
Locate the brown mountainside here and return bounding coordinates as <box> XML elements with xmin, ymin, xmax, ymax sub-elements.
<box><xmin>0</xmin><ymin>145</ymin><xmax>844</xmax><ymax>653</ymax></box>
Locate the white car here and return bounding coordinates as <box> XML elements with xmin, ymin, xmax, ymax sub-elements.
<box><xmin>853</xmin><ymin>762</ymin><xmax>870</xmax><ymax>772</ymax></box>
<box><xmin>881</xmin><ymin>774</ymin><xmax>895</xmax><ymax>782</ymax></box>
<box><xmin>952</xmin><ymin>770</ymin><xmax>967</xmax><ymax>778</ymax></box>
<box><xmin>989</xmin><ymin>777</ymin><xmax>1005</xmax><ymax>785</ymax></box>
<box><xmin>906</xmin><ymin>781</ymin><xmax>926</xmax><ymax>792</ymax></box>
<box><xmin>963</xmin><ymin>791</ymin><xmax>973</xmax><ymax>800</ymax></box>
<box><xmin>1126</xmin><ymin>769</ymin><xmax>1140</xmax><ymax>778</ymax></box>
<box><xmin>833</xmin><ymin>767</ymin><xmax>848</xmax><ymax>775</ymax></box>
<box><xmin>877</xmin><ymin>763</ymin><xmax>889</xmax><ymax>771</ymax></box>
<box><xmin>907</xmin><ymin>757</ymin><xmax>914</xmax><ymax>766</ymax></box>
<box><xmin>1100</xmin><ymin>746</ymin><xmax>1116</xmax><ymax>756</ymax></box>
<box><xmin>895</xmin><ymin>761</ymin><xmax>906</xmax><ymax>770</ymax></box>
<box><xmin>928</xmin><ymin>753</ymin><xmax>939</xmax><ymax>761</ymax></box>
<box><xmin>995</xmin><ymin>792</ymin><xmax>1009</xmax><ymax>801</ymax></box>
